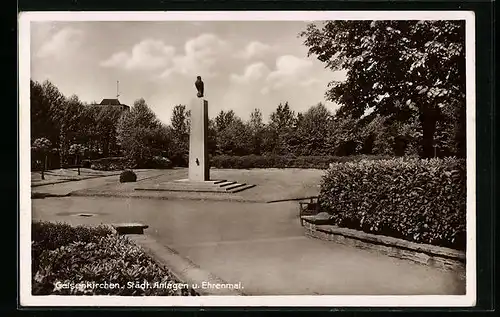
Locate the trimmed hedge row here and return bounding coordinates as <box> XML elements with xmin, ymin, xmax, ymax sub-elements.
<box><xmin>86</xmin><ymin>156</ymin><xmax>172</xmax><ymax>171</ymax></box>
<box><xmin>319</xmin><ymin>158</ymin><xmax>466</xmax><ymax>250</ymax></box>
<box><xmin>32</xmin><ymin>221</ymin><xmax>196</xmax><ymax>296</ymax></box>
<box><xmin>87</xmin><ymin>157</ymin><xmax>129</xmax><ymax>171</ymax></box>
<box><xmin>209</xmin><ymin>154</ymin><xmax>393</xmax><ymax>169</ymax></box>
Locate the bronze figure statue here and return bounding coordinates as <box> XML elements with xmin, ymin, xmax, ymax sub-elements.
<box><xmin>195</xmin><ymin>76</ymin><xmax>204</xmax><ymax>98</ymax></box>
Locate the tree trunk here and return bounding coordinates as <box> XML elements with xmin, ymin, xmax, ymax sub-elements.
<box><xmin>59</xmin><ymin>127</ymin><xmax>66</xmax><ymax>168</ymax></box>
<box><xmin>41</xmin><ymin>154</ymin><xmax>46</xmax><ymax>180</ymax></box>
<box><xmin>419</xmin><ymin>104</ymin><xmax>438</xmax><ymax>158</ymax></box>
<box><xmin>103</xmin><ymin>138</ymin><xmax>109</xmax><ymax>157</ymax></box>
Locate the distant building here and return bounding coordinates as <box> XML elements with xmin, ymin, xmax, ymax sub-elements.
<box><xmin>95</xmin><ymin>98</ymin><xmax>130</xmax><ymax>112</ymax></box>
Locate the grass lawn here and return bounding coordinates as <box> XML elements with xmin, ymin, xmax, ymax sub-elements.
<box><xmin>70</xmin><ymin>168</ymin><xmax>325</xmax><ymax>203</ymax></box>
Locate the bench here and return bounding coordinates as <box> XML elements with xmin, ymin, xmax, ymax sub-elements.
<box><xmin>298</xmin><ymin>196</ymin><xmax>320</xmax><ymax>226</ymax></box>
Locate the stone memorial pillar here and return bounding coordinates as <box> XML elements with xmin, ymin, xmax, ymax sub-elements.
<box><xmin>188</xmin><ymin>98</ymin><xmax>209</xmax><ymax>181</ymax></box>
<box><xmin>134</xmin><ymin>77</ymin><xmax>254</xmax><ymax>193</ymax></box>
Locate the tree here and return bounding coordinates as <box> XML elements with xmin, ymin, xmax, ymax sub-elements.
<box><xmin>169</xmin><ymin>104</ymin><xmax>190</xmax><ymax>166</ymax></box>
<box><xmin>117</xmin><ymin>98</ymin><xmax>162</xmax><ymax>166</ymax></box>
<box><xmin>268</xmin><ymin>102</ymin><xmax>297</xmax><ymax>155</ymax></box>
<box><xmin>55</xmin><ymin>94</ymin><xmax>86</xmax><ymax>167</ymax></box>
<box><xmin>260</xmin><ymin>125</ymin><xmax>279</xmax><ymax>155</ymax></box>
<box><xmin>214</xmin><ymin>110</ymin><xmax>238</xmax><ymax>155</ymax></box>
<box><xmin>215</xmin><ymin>110</ymin><xmax>237</xmax><ymax>133</ymax></box>
<box><xmin>30</xmin><ymin>80</ymin><xmax>66</xmax><ymax>168</ymax></box>
<box><xmin>269</xmin><ymin>102</ymin><xmax>296</xmax><ymax>132</ymax></box>
<box><xmin>68</xmin><ymin>144</ymin><xmax>87</xmax><ymax>175</ymax></box>
<box><xmin>248</xmin><ymin>108</ymin><xmax>265</xmax><ymax>155</ymax></box>
<box><xmin>207</xmin><ymin>119</ymin><xmax>217</xmax><ymax>156</ymax></box>
<box><xmin>92</xmin><ymin>105</ymin><xmax>123</xmax><ymax>157</ymax></box>
<box><xmin>213</xmin><ymin>110</ymin><xmax>252</xmax><ymax>155</ymax></box>
<box><xmin>300</xmin><ymin>20</ymin><xmax>466</xmax><ymax>158</ymax></box>
<box><xmin>326</xmin><ymin>116</ymin><xmax>362</xmax><ymax>156</ymax></box>
<box><xmin>32</xmin><ymin>138</ymin><xmax>52</xmax><ymax>180</ymax></box>
<box><xmin>217</xmin><ymin>116</ymin><xmax>253</xmax><ymax>156</ymax></box>
<box><xmin>292</xmin><ymin>103</ymin><xmax>332</xmax><ymax>155</ymax></box>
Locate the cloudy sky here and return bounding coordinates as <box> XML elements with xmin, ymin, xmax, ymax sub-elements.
<box><xmin>30</xmin><ymin>21</ymin><xmax>345</xmax><ymax>124</ymax></box>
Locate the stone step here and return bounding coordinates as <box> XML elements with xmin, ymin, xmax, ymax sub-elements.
<box><xmin>134</xmin><ymin>180</ymin><xmax>256</xmax><ymax>194</ymax></box>
<box><xmin>217</xmin><ymin>181</ymin><xmax>237</xmax><ymax>187</ymax></box>
<box><xmin>229</xmin><ymin>184</ymin><xmax>256</xmax><ymax>193</ymax></box>
<box><xmin>138</xmin><ymin>184</ymin><xmax>228</xmax><ymax>192</ymax></box>
<box><xmin>212</xmin><ymin>179</ymin><xmax>227</xmax><ymax>185</ymax></box>
<box><xmin>225</xmin><ymin>183</ymin><xmax>247</xmax><ymax>191</ymax></box>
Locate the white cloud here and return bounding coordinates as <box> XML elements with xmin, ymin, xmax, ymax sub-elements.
<box><xmin>300</xmin><ymin>78</ymin><xmax>322</xmax><ymax>87</ymax></box>
<box><xmin>100</xmin><ymin>39</ymin><xmax>176</xmax><ymax>70</ymax></box>
<box><xmin>161</xmin><ymin>33</ymin><xmax>229</xmax><ymax>79</ymax></box>
<box><xmin>260</xmin><ymin>86</ymin><xmax>271</xmax><ymax>95</ymax></box>
<box><xmin>37</xmin><ymin>27</ymin><xmax>84</xmax><ymax>58</ymax></box>
<box><xmin>237</xmin><ymin>41</ymin><xmax>273</xmax><ymax>59</ymax></box>
<box><xmin>232</xmin><ymin>56</ymin><xmax>321</xmax><ymax>95</ymax></box>
<box><xmin>265</xmin><ymin>55</ymin><xmax>314</xmax><ymax>90</ymax></box>
<box><xmin>230</xmin><ymin>62</ymin><xmax>270</xmax><ymax>84</ymax></box>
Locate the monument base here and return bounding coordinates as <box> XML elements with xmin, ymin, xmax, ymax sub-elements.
<box><xmin>135</xmin><ymin>179</ymin><xmax>256</xmax><ymax>194</ymax></box>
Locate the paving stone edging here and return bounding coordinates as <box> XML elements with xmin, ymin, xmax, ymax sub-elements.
<box><xmin>301</xmin><ymin>217</ymin><xmax>465</xmax><ymax>272</ymax></box>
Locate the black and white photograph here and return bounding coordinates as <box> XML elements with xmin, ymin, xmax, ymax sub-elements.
<box><xmin>19</xmin><ymin>11</ymin><xmax>476</xmax><ymax>307</ymax></box>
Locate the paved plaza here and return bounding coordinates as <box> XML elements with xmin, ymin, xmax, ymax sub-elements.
<box><xmin>30</xmin><ymin>169</ymin><xmax>466</xmax><ymax>295</ymax></box>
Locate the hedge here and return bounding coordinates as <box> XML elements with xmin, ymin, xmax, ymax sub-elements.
<box><xmin>89</xmin><ymin>157</ymin><xmax>129</xmax><ymax>171</ymax></box>
<box><xmin>88</xmin><ymin>156</ymin><xmax>172</xmax><ymax>171</ymax></box>
<box><xmin>209</xmin><ymin>154</ymin><xmax>393</xmax><ymax>169</ymax></box>
<box><xmin>141</xmin><ymin>156</ymin><xmax>173</xmax><ymax>169</ymax></box>
<box><xmin>32</xmin><ymin>221</ymin><xmax>197</xmax><ymax>296</ymax></box>
<box><xmin>319</xmin><ymin>157</ymin><xmax>466</xmax><ymax>250</ymax></box>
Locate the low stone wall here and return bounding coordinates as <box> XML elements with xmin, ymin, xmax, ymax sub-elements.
<box><xmin>302</xmin><ymin>217</ymin><xmax>465</xmax><ymax>273</ymax></box>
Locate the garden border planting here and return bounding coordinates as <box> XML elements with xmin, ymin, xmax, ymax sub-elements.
<box><xmin>31</xmin><ymin>221</ymin><xmax>199</xmax><ymax>296</ymax></box>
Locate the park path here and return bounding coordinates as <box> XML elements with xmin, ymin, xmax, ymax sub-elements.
<box><xmin>31</xmin><ymin>195</ymin><xmax>465</xmax><ymax>296</ymax></box>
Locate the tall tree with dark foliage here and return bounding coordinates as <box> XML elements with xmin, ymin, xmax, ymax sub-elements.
<box><xmin>300</xmin><ymin>20</ymin><xmax>466</xmax><ymax>158</ymax></box>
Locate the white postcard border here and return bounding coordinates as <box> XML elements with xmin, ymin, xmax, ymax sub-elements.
<box><xmin>19</xmin><ymin>10</ymin><xmax>477</xmax><ymax>307</ymax></box>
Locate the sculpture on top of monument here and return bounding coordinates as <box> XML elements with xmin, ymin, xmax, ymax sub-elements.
<box><xmin>195</xmin><ymin>76</ymin><xmax>204</xmax><ymax>98</ymax></box>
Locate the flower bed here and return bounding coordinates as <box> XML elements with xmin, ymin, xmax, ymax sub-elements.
<box><xmin>32</xmin><ymin>221</ymin><xmax>197</xmax><ymax>295</ymax></box>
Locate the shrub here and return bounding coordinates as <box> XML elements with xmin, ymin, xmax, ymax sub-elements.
<box><xmin>140</xmin><ymin>156</ymin><xmax>173</xmax><ymax>169</ymax></box>
<box><xmin>90</xmin><ymin>157</ymin><xmax>129</xmax><ymax>171</ymax></box>
<box><xmin>319</xmin><ymin>157</ymin><xmax>466</xmax><ymax>250</ymax></box>
<box><xmin>81</xmin><ymin>159</ymin><xmax>91</xmax><ymax>168</ymax></box>
<box><xmin>32</xmin><ymin>221</ymin><xmax>112</xmax><ymax>251</ymax></box>
<box><xmin>120</xmin><ymin>170</ymin><xmax>137</xmax><ymax>183</ymax></box>
<box><xmin>32</xmin><ymin>221</ymin><xmax>112</xmax><ymax>275</ymax></box>
<box><xmin>169</xmin><ymin>153</ymin><xmax>189</xmax><ymax>168</ymax></box>
<box><xmin>31</xmin><ymin>221</ymin><xmax>196</xmax><ymax>296</ymax></box>
<box><xmin>209</xmin><ymin>154</ymin><xmax>392</xmax><ymax>169</ymax></box>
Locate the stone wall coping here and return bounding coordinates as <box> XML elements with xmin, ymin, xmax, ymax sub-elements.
<box><xmin>302</xmin><ymin>218</ymin><xmax>465</xmax><ymax>262</ymax></box>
